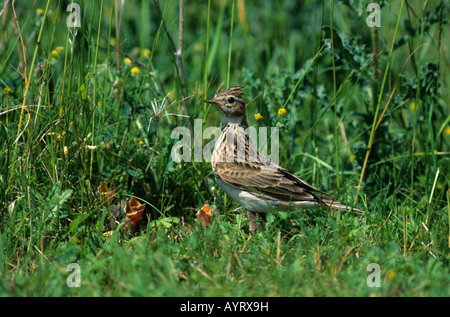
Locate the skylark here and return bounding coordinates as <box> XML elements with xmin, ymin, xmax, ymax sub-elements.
<box><xmin>204</xmin><ymin>85</ymin><xmax>365</xmax><ymax>232</ymax></box>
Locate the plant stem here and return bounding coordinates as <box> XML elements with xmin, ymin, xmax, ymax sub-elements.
<box><xmin>153</xmin><ymin>0</ymin><xmax>192</xmax><ymax>136</ymax></box>
<box><xmin>355</xmin><ymin>0</ymin><xmax>406</xmax><ymax>203</ymax></box>
<box><xmin>227</xmin><ymin>0</ymin><xmax>235</xmax><ymax>89</ymax></box>
<box><xmin>330</xmin><ymin>0</ymin><xmax>339</xmax><ymax>187</ymax></box>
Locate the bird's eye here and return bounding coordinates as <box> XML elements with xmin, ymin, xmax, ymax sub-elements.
<box><xmin>227</xmin><ymin>97</ymin><xmax>235</xmax><ymax>103</ymax></box>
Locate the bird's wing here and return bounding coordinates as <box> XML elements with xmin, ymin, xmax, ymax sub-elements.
<box><xmin>215</xmin><ymin>160</ymin><xmax>365</xmax><ymax>214</ymax></box>
<box><xmin>214</xmin><ymin>158</ymin><xmax>329</xmax><ymax>202</ymax></box>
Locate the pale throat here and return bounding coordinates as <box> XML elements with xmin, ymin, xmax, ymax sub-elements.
<box><xmin>220</xmin><ymin>115</ymin><xmax>248</xmax><ymax>130</ymax></box>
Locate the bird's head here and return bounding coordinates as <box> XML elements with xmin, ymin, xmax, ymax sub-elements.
<box><xmin>204</xmin><ymin>86</ymin><xmax>247</xmax><ymax>125</ymax></box>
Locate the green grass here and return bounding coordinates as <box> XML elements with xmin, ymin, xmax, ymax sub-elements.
<box><xmin>0</xmin><ymin>0</ymin><xmax>449</xmax><ymax>296</ymax></box>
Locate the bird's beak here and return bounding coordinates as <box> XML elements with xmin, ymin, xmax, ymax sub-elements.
<box><xmin>203</xmin><ymin>98</ymin><xmax>220</xmax><ymax>106</ymax></box>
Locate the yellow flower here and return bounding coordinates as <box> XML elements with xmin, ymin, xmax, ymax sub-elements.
<box><xmin>56</xmin><ymin>46</ymin><xmax>64</xmax><ymax>52</ymax></box>
<box><xmin>131</xmin><ymin>67</ymin><xmax>140</xmax><ymax>76</ymax></box>
<box><xmin>124</xmin><ymin>57</ymin><xmax>132</xmax><ymax>66</ymax></box>
<box><xmin>36</xmin><ymin>8</ymin><xmax>44</xmax><ymax>15</ymax></box>
<box><xmin>51</xmin><ymin>50</ymin><xmax>58</xmax><ymax>58</ymax></box>
<box><xmin>444</xmin><ymin>127</ymin><xmax>450</xmax><ymax>135</ymax></box>
<box><xmin>3</xmin><ymin>87</ymin><xmax>13</xmax><ymax>95</ymax></box>
<box><xmin>278</xmin><ymin>108</ymin><xmax>287</xmax><ymax>116</ymax></box>
<box><xmin>255</xmin><ymin>113</ymin><xmax>263</xmax><ymax>121</ymax></box>
<box><xmin>409</xmin><ymin>102</ymin><xmax>416</xmax><ymax>110</ymax></box>
<box><xmin>348</xmin><ymin>154</ymin><xmax>356</xmax><ymax>162</ymax></box>
<box><xmin>141</xmin><ymin>49</ymin><xmax>151</xmax><ymax>58</ymax></box>
<box><xmin>386</xmin><ymin>269</ymin><xmax>396</xmax><ymax>280</ymax></box>
<box><xmin>139</xmin><ymin>140</ymin><xmax>144</xmax><ymax>145</ymax></box>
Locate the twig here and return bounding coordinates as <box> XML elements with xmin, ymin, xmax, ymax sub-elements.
<box><xmin>114</xmin><ymin>0</ymin><xmax>125</xmax><ymax>103</ymax></box>
<box><xmin>178</xmin><ymin>0</ymin><xmax>184</xmax><ymax>55</ymax></box>
<box><xmin>153</xmin><ymin>0</ymin><xmax>192</xmax><ymax>136</ymax></box>
<box><xmin>0</xmin><ymin>0</ymin><xmax>9</xmax><ymax>18</ymax></box>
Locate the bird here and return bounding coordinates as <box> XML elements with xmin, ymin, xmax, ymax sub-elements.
<box><xmin>204</xmin><ymin>85</ymin><xmax>365</xmax><ymax>232</ymax></box>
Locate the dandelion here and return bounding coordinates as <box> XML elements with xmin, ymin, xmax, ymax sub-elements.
<box><xmin>141</xmin><ymin>49</ymin><xmax>151</xmax><ymax>58</ymax></box>
<box><xmin>3</xmin><ymin>87</ymin><xmax>13</xmax><ymax>95</ymax></box>
<box><xmin>51</xmin><ymin>50</ymin><xmax>58</xmax><ymax>58</ymax></box>
<box><xmin>348</xmin><ymin>154</ymin><xmax>356</xmax><ymax>162</ymax></box>
<box><xmin>255</xmin><ymin>113</ymin><xmax>263</xmax><ymax>121</ymax></box>
<box><xmin>444</xmin><ymin>127</ymin><xmax>450</xmax><ymax>135</ymax></box>
<box><xmin>409</xmin><ymin>102</ymin><xmax>416</xmax><ymax>110</ymax></box>
<box><xmin>124</xmin><ymin>57</ymin><xmax>132</xmax><ymax>66</ymax></box>
<box><xmin>56</xmin><ymin>46</ymin><xmax>64</xmax><ymax>52</ymax></box>
<box><xmin>131</xmin><ymin>67</ymin><xmax>140</xmax><ymax>76</ymax></box>
<box><xmin>278</xmin><ymin>108</ymin><xmax>287</xmax><ymax>116</ymax></box>
<box><xmin>36</xmin><ymin>8</ymin><xmax>44</xmax><ymax>15</ymax></box>
<box><xmin>139</xmin><ymin>140</ymin><xmax>144</xmax><ymax>145</ymax></box>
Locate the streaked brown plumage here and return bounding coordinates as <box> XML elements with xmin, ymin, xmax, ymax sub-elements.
<box><xmin>204</xmin><ymin>85</ymin><xmax>364</xmax><ymax>232</ymax></box>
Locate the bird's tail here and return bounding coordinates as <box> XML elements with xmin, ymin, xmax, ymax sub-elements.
<box><xmin>321</xmin><ymin>198</ymin><xmax>365</xmax><ymax>215</ymax></box>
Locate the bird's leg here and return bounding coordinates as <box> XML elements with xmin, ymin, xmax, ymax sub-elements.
<box><xmin>257</xmin><ymin>212</ymin><xmax>267</xmax><ymax>231</ymax></box>
<box><xmin>246</xmin><ymin>210</ymin><xmax>267</xmax><ymax>232</ymax></box>
<box><xmin>246</xmin><ymin>209</ymin><xmax>257</xmax><ymax>233</ymax></box>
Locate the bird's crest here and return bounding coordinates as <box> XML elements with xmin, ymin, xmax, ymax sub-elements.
<box><xmin>215</xmin><ymin>85</ymin><xmax>244</xmax><ymax>99</ymax></box>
